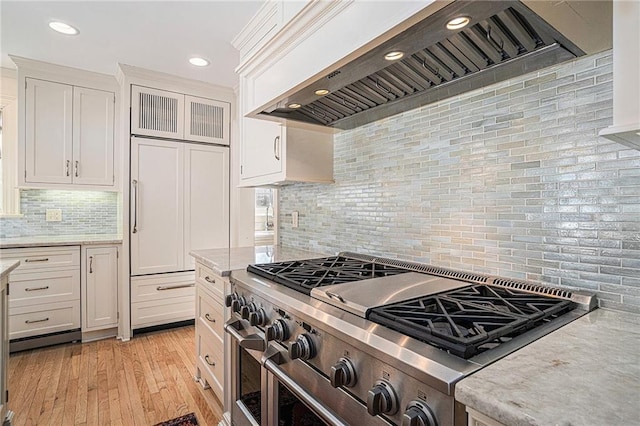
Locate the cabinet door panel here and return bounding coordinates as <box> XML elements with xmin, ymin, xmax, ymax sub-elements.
<box><xmin>241</xmin><ymin>117</ymin><xmax>282</xmax><ymax>181</ymax></box>
<box><xmin>25</xmin><ymin>78</ymin><xmax>73</xmax><ymax>184</ymax></box>
<box><xmin>131</xmin><ymin>138</ymin><xmax>184</xmax><ymax>275</ymax></box>
<box><xmin>73</xmin><ymin>87</ymin><xmax>115</xmax><ymax>186</ymax></box>
<box><xmin>184</xmin><ymin>95</ymin><xmax>230</xmax><ymax>145</ymax></box>
<box><xmin>131</xmin><ymin>85</ymin><xmax>184</xmax><ymax>139</ymax></box>
<box><xmin>184</xmin><ymin>144</ymin><xmax>229</xmax><ymax>269</ymax></box>
<box><xmin>85</xmin><ymin>247</ymin><xmax>118</xmax><ymax>329</ymax></box>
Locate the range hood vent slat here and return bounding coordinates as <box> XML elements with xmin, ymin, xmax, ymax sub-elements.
<box><xmin>261</xmin><ymin>2</ymin><xmax>586</xmax><ymax>129</ymax></box>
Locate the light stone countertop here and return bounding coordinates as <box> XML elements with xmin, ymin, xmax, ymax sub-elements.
<box><xmin>1</xmin><ymin>234</ymin><xmax>123</xmax><ymax>249</ymax></box>
<box><xmin>0</xmin><ymin>260</ymin><xmax>20</xmax><ymax>281</ymax></box>
<box><xmin>190</xmin><ymin>245</ymin><xmax>327</xmax><ymax>276</ymax></box>
<box><xmin>455</xmin><ymin>308</ymin><xmax>640</xmax><ymax>426</ymax></box>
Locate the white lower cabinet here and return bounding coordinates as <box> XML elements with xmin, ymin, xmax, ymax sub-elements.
<box><xmin>466</xmin><ymin>407</ymin><xmax>506</xmax><ymax>426</ymax></box>
<box><xmin>82</xmin><ymin>245</ymin><xmax>119</xmax><ymax>333</ymax></box>
<box><xmin>130</xmin><ymin>272</ymin><xmax>195</xmax><ymax>329</ymax></box>
<box><xmin>194</xmin><ymin>261</ymin><xmax>226</xmax><ymax>402</ymax></box>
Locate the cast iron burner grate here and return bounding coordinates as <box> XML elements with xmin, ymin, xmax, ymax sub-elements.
<box><xmin>247</xmin><ymin>256</ymin><xmax>410</xmax><ymax>295</ymax></box>
<box><xmin>368</xmin><ymin>284</ymin><xmax>576</xmax><ymax>359</ymax></box>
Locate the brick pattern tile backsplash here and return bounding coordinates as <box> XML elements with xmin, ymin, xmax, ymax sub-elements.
<box><xmin>279</xmin><ymin>50</ymin><xmax>640</xmax><ymax>314</ymax></box>
<box><xmin>1</xmin><ymin>189</ymin><xmax>118</xmax><ymax>238</ymax></box>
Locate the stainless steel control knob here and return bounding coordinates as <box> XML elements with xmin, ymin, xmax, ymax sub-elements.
<box><xmin>224</xmin><ymin>292</ymin><xmax>238</xmax><ymax>307</ymax></box>
<box><xmin>249</xmin><ymin>308</ymin><xmax>267</xmax><ymax>327</ymax></box>
<box><xmin>240</xmin><ymin>302</ymin><xmax>257</xmax><ymax>320</ymax></box>
<box><xmin>367</xmin><ymin>380</ymin><xmax>398</xmax><ymax>416</ymax></box>
<box><xmin>265</xmin><ymin>319</ymin><xmax>289</xmax><ymax>343</ymax></box>
<box><xmin>401</xmin><ymin>401</ymin><xmax>438</xmax><ymax>426</ymax></box>
<box><xmin>288</xmin><ymin>334</ymin><xmax>316</xmax><ymax>360</ymax></box>
<box><xmin>330</xmin><ymin>357</ymin><xmax>357</xmax><ymax>388</ymax></box>
<box><xmin>231</xmin><ymin>296</ymin><xmax>247</xmax><ymax>313</ymax></box>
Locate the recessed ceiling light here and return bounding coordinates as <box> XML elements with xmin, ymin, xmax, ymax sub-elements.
<box><xmin>384</xmin><ymin>51</ymin><xmax>404</xmax><ymax>61</ymax></box>
<box><xmin>189</xmin><ymin>57</ymin><xmax>210</xmax><ymax>67</ymax></box>
<box><xmin>288</xmin><ymin>103</ymin><xmax>301</xmax><ymax>109</ymax></box>
<box><xmin>446</xmin><ymin>16</ymin><xmax>471</xmax><ymax>30</ymax></box>
<box><xmin>314</xmin><ymin>89</ymin><xmax>329</xmax><ymax>96</ymax></box>
<box><xmin>48</xmin><ymin>21</ymin><xmax>79</xmax><ymax>35</ymax></box>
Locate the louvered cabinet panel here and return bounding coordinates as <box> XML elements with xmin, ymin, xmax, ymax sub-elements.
<box><xmin>131</xmin><ymin>85</ymin><xmax>184</xmax><ymax>139</ymax></box>
<box><xmin>184</xmin><ymin>95</ymin><xmax>230</xmax><ymax>145</ymax></box>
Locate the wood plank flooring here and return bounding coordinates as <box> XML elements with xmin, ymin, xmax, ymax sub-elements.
<box><xmin>8</xmin><ymin>325</ymin><xmax>223</xmax><ymax>426</ymax></box>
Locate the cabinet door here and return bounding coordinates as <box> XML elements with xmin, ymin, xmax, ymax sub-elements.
<box><xmin>84</xmin><ymin>246</ymin><xmax>118</xmax><ymax>330</ymax></box>
<box><xmin>184</xmin><ymin>144</ymin><xmax>229</xmax><ymax>269</ymax></box>
<box><xmin>184</xmin><ymin>95</ymin><xmax>230</xmax><ymax>145</ymax></box>
<box><xmin>241</xmin><ymin>117</ymin><xmax>282</xmax><ymax>181</ymax></box>
<box><xmin>72</xmin><ymin>87</ymin><xmax>115</xmax><ymax>186</ymax></box>
<box><xmin>131</xmin><ymin>85</ymin><xmax>184</xmax><ymax>139</ymax></box>
<box><xmin>131</xmin><ymin>138</ymin><xmax>184</xmax><ymax>275</ymax></box>
<box><xmin>25</xmin><ymin>78</ymin><xmax>73</xmax><ymax>184</ymax></box>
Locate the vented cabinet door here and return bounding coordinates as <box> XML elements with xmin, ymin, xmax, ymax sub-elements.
<box><xmin>131</xmin><ymin>85</ymin><xmax>184</xmax><ymax>139</ymax></box>
<box><xmin>184</xmin><ymin>95</ymin><xmax>230</xmax><ymax>145</ymax></box>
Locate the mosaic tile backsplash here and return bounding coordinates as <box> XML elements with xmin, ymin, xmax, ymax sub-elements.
<box><xmin>279</xmin><ymin>50</ymin><xmax>640</xmax><ymax>314</ymax></box>
<box><xmin>1</xmin><ymin>189</ymin><xmax>118</xmax><ymax>238</ymax></box>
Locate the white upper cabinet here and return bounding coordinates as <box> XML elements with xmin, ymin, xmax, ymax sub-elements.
<box><xmin>239</xmin><ymin>119</ymin><xmax>333</xmax><ymax>187</ymax></box>
<box><xmin>23</xmin><ymin>78</ymin><xmax>115</xmax><ymax>189</ymax></box>
<box><xmin>131</xmin><ymin>85</ymin><xmax>229</xmax><ymax>145</ymax></box>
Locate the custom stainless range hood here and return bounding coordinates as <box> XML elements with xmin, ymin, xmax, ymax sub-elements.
<box><xmin>260</xmin><ymin>0</ymin><xmax>610</xmax><ymax>130</ymax></box>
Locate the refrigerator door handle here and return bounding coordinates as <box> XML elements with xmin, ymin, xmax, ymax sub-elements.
<box><xmin>132</xmin><ymin>179</ymin><xmax>138</xmax><ymax>233</ymax></box>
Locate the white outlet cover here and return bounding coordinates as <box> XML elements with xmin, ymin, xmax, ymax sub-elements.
<box><xmin>46</xmin><ymin>208</ymin><xmax>62</xmax><ymax>222</ymax></box>
<box><xmin>292</xmin><ymin>211</ymin><xmax>299</xmax><ymax>228</ymax></box>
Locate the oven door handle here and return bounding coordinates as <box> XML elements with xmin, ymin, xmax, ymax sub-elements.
<box><xmin>264</xmin><ymin>358</ymin><xmax>348</xmax><ymax>426</ymax></box>
<box><xmin>224</xmin><ymin>319</ymin><xmax>266</xmax><ymax>352</ymax></box>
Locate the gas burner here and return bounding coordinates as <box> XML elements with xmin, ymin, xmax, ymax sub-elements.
<box><xmin>248</xmin><ymin>256</ymin><xmax>410</xmax><ymax>295</ymax></box>
<box><xmin>368</xmin><ymin>285</ymin><xmax>576</xmax><ymax>359</ymax></box>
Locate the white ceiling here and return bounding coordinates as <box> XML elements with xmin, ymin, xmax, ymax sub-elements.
<box><xmin>0</xmin><ymin>1</ymin><xmax>263</xmax><ymax>88</ymax></box>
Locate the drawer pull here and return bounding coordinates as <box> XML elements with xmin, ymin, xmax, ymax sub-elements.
<box><xmin>25</xmin><ymin>258</ymin><xmax>49</xmax><ymax>263</ymax></box>
<box><xmin>156</xmin><ymin>283</ymin><xmax>195</xmax><ymax>291</ymax></box>
<box><xmin>25</xmin><ymin>286</ymin><xmax>50</xmax><ymax>292</ymax></box>
<box><xmin>25</xmin><ymin>317</ymin><xmax>49</xmax><ymax>324</ymax></box>
<box><xmin>204</xmin><ymin>355</ymin><xmax>216</xmax><ymax>367</ymax></box>
<box><xmin>205</xmin><ymin>313</ymin><xmax>216</xmax><ymax>323</ymax></box>
<box><xmin>204</xmin><ymin>276</ymin><xmax>216</xmax><ymax>284</ymax></box>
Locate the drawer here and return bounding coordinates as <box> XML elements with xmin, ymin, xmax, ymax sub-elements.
<box><xmin>9</xmin><ymin>269</ymin><xmax>80</xmax><ymax>308</ymax></box>
<box><xmin>10</xmin><ymin>301</ymin><xmax>80</xmax><ymax>340</ymax></box>
<box><xmin>2</xmin><ymin>246</ymin><xmax>80</xmax><ymax>273</ymax></box>
<box><xmin>196</xmin><ymin>329</ymin><xmax>223</xmax><ymax>401</ymax></box>
<box><xmin>196</xmin><ymin>286</ymin><xmax>224</xmax><ymax>341</ymax></box>
<box><xmin>195</xmin><ymin>263</ymin><xmax>224</xmax><ymax>302</ymax></box>
<box><xmin>131</xmin><ymin>272</ymin><xmax>195</xmax><ymax>303</ymax></box>
<box><xmin>131</xmin><ymin>295</ymin><xmax>195</xmax><ymax>328</ymax></box>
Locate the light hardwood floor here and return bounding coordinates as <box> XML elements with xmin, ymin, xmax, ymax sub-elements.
<box><xmin>8</xmin><ymin>325</ymin><xmax>223</xmax><ymax>426</ymax></box>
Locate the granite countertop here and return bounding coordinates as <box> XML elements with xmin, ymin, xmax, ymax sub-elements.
<box><xmin>455</xmin><ymin>308</ymin><xmax>640</xmax><ymax>425</ymax></box>
<box><xmin>0</xmin><ymin>260</ymin><xmax>20</xmax><ymax>280</ymax></box>
<box><xmin>1</xmin><ymin>234</ymin><xmax>123</xmax><ymax>249</ymax></box>
<box><xmin>190</xmin><ymin>245</ymin><xmax>327</xmax><ymax>276</ymax></box>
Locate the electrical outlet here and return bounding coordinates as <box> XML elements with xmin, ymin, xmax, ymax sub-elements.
<box><xmin>292</xmin><ymin>211</ymin><xmax>299</xmax><ymax>228</ymax></box>
<box><xmin>46</xmin><ymin>209</ymin><xmax>62</xmax><ymax>222</ymax></box>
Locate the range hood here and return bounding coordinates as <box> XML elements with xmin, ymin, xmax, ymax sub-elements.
<box><xmin>260</xmin><ymin>0</ymin><xmax>611</xmax><ymax>130</ymax></box>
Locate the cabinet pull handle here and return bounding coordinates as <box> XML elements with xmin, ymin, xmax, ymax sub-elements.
<box><xmin>66</xmin><ymin>160</ymin><xmax>70</xmax><ymax>177</ymax></box>
<box><xmin>25</xmin><ymin>258</ymin><xmax>49</xmax><ymax>263</ymax></box>
<box><xmin>274</xmin><ymin>136</ymin><xmax>280</xmax><ymax>161</ymax></box>
<box><xmin>89</xmin><ymin>256</ymin><xmax>93</xmax><ymax>273</ymax></box>
<box><xmin>204</xmin><ymin>355</ymin><xmax>215</xmax><ymax>367</ymax></box>
<box><xmin>204</xmin><ymin>276</ymin><xmax>216</xmax><ymax>284</ymax></box>
<box><xmin>132</xmin><ymin>179</ymin><xmax>138</xmax><ymax>234</ymax></box>
<box><xmin>156</xmin><ymin>283</ymin><xmax>195</xmax><ymax>291</ymax></box>
<box><xmin>205</xmin><ymin>313</ymin><xmax>216</xmax><ymax>323</ymax></box>
<box><xmin>26</xmin><ymin>317</ymin><xmax>49</xmax><ymax>324</ymax></box>
<box><xmin>25</xmin><ymin>286</ymin><xmax>49</xmax><ymax>292</ymax></box>
<box><xmin>75</xmin><ymin>161</ymin><xmax>79</xmax><ymax>177</ymax></box>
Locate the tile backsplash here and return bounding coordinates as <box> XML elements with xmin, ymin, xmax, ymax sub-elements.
<box><xmin>1</xmin><ymin>189</ymin><xmax>118</xmax><ymax>238</ymax></box>
<box><xmin>279</xmin><ymin>50</ymin><xmax>640</xmax><ymax>314</ymax></box>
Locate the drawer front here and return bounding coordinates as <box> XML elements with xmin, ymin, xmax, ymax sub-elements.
<box><xmin>9</xmin><ymin>269</ymin><xmax>80</xmax><ymax>308</ymax></box>
<box><xmin>131</xmin><ymin>295</ymin><xmax>194</xmax><ymax>328</ymax></box>
<box><xmin>197</xmin><ymin>329</ymin><xmax>223</xmax><ymax>401</ymax></box>
<box><xmin>196</xmin><ymin>286</ymin><xmax>224</xmax><ymax>341</ymax></box>
<box><xmin>2</xmin><ymin>246</ymin><xmax>80</xmax><ymax>273</ymax></box>
<box><xmin>195</xmin><ymin>263</ymin><xmax>224</xmax><ymax>302</ymax></box>
<box><xmin>10</xmin><ymin>301</ymin><xmax>80</xmax><ymax>339</ymax></box>
<box><xmin>131</xmin><ymin>272</ymin><xmax>195</xmax><ymax>303</ymax></box>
